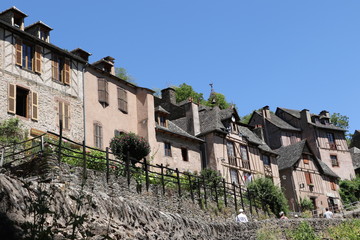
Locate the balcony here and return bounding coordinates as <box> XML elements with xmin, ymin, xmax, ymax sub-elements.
<box><xmin>228</xmin><ymin>156</ymin><xmax>237</xmax><ymax>166</ymax></box>
<box><xmin>329</xmin><ymin>143</ymin><xmax>337</xmax><ymax>150</ymax></box>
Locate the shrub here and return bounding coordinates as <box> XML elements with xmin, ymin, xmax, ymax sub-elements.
<box><xmin>247</xmin><ymin>177</ymin><xmax>289</xmax><ymax>216</ymax></box>
<box><xmin>286</xmin><ymin>221</ymin><xmax>320</xmax><ymax>240</ymax></box>
<box><xmin>326</xmin><ymin>219</ymin><xmax>360</xmax><ymax>240</ymax></box>
<box><xmin>110</xmin><ymin>132</ymin><xmax>150</xmax><ymax>165</ymax></box>
<box><xmin>0</xmin><ymin>118</ymin><xmax>27</xmax><ymax>146</ymax></box>
<box><xmin>300</xmin><ymin>197</ymin><xmax>314</xmax><ymax>212</ymax></box>
<box><xmin>339</xmin><ymin>176</ymin><xmax>360</xmax><ymax>205</ymax></box>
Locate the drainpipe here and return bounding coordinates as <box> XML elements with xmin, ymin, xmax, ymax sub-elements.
<box><xmin>82</xmin><ymin>63</ymin><xmax>87</xmax><ymax>145</ymax></box>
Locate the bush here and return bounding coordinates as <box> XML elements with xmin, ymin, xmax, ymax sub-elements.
<box><xmin>326</xmin><ymin>219</ymin><xmax>360</xmax><ymax>240</ymax></box>
<box><xmin>247</xmin><ymin>177</ymin><xmax>289</xmax><ymax>216</ymax></box>
<box><xmin>110</xmin><ymin>132</ymin><xmax>150</xmax><ymax>164</ymax></box>
<box><xmin>339</xmin><ymin>176</ymin><xmax>360</xmax><ymax>205</ymax></box>
<box><xmin>300</xmin><ymin>197</ymin><xmax>314</xmax><ymax>212</ymax></box>
<box><xmin>0</xmin><ymin>118</ymin><xmax>27</xmax><ymax>146</ymax></box>
<box><xmin>286</xmin><ymin>221</ymin><xmax>320</xmax><ymax>240</ymax></box>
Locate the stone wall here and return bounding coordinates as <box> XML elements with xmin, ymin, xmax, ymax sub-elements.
<box><xmin>0</xmin><ymin>155</ymin><xmax>357</xmax><ymax>239</ymax></box>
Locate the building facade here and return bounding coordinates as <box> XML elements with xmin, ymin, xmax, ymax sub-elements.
<box><xmin>0</xmin><ymin>7</ymin><xmax>86</xmax><ymax>142</ymax></box>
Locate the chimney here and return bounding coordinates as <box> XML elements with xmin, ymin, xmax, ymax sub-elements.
<box><xmin>93</xmin><ymin>56</ymin><xmax>115</xmax><ymax>75</ymax></box>
<box><xmin>300</xmin><ymin>109</ymin><xmax>311</xmax><ymax>123</ymax></box>
<box><xmin>262</xmin><ymin>106</ymin><xmax>271</xmax><ymax>119</ymax></box>
<box><xmin>70</xmin><ymin>48</ymin><xmax>92</xmax><ymax>62</ymax></box>
<box><xmin>25</xmin><ymin>21</ymin><xmax>52</xmax><ymax>42</ymax></box>
<box><xmin>253</xmin><ymin>124</ymin><xmax>265</xmax><ymax>141</ymax></box>
<box><xmin>185</xmin><ymin>102</ymin><xmax>200</xmax><ymax>136</ymax></box>
<box><xmin>161</xmin><ymin>88</ymin><xmax>176</xmax><ymax>104</ymax></box>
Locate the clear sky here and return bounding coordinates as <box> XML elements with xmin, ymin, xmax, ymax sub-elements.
<box><xmin>2</xmin><ymin>1</ymin><xmax>359</xmax><ymax>133</ymax></box>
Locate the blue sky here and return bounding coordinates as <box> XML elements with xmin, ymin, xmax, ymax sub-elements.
<box><xmin>2</xmin><ymin>1</ymin><xmax>359</xmax><ymax>133</ymax></box>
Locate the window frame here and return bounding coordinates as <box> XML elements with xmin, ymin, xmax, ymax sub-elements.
<box><xmin>262</xmin><ymin>154</ymin><xmax>270</xmax><ymax>166</ymax></box>
<box><xmin>58</xmin><ymin>101</ymin><xmax>70</xmax><ymax>130</ymax></box>
<box><xmin>330</xmin><ymin>154</ymin><xmax>339</xmax><ymax>167</ymax></box>
<box><xmin>52</xmin><ymin>54</ymin><xmax>70</xmax><ymax>85</ymax></box>
<box><xmin>164</xmin><ymin>142</ymin><xmax>172</xmax><ymax>157</ymax></box>
<box><xmin>94</xmin><ymin>122</ymin><xmax>103</xmax><ymax>149</ymax></box>
<box><xmin>98</xmin><ymin>78</ymin><xmax>109</xmax><ymax>106</ymax></box>
<box><xmin>117</xmin><ymin>87</ymin><xmax>128</xmax><ymax>113</ymax></box>
<box><xmin>181</xmin><ymin>147</ymin><xmax>188</xmax><ymax>161</ymax></box>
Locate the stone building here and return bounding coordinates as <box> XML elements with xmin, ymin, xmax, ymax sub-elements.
<box><xmin>249</xmin><ymin>106</ymin><xmax>355</xmax><ymax>180</ymax></box>
<box><xmin>0</xmin><ymin>7</ymin><xmax>86</xmax><ymax>142</ymax></box>
<box><xmin>275</xmin><ymin>140</ymin><xmax>341</xmax><ymax>213</ymax></box>
<box><xmin>349</xmin><ymin>147</ymin><xmax>360</xmax><ymax>176</ymax></box>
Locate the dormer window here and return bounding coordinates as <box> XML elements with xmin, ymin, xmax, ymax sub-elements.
<box><xmin>14</xmin><ymin>16</ymin><xmax>22</xmax><ymax>28</ymax></box>
<box><xmin>156</xmin><ymin>113</ymin><xmax>168</xmax><ymax>128</ymax></box>
<box><xmin>39</xmin><ymin>30</ymin><xmax>48</xmax><ymax>41</ymax></box>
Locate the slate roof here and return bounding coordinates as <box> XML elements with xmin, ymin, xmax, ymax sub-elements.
<box><xmin>156</xmin><ymin>121</ymin><xmax>204</xmax><ymax>142</ymax></box>
<box><xmin>238</xmin><ymin>125</ymin><xmax>276</xmax><ymax>154</ymax></box>
<box><xmin>275</xmin><ymin>140</ymin><xmax>339</xmax><ymax>178</ymax></box>
<box><xmin>155</xmin><ymin>106</ymin><xmax>170</xmax><ymax>114</ymax></box>
<box><xmin>254</xmin><ymin>111</ymin><xmax>301</xmax><ymax>131</ymax></box>
<box><xmin>278</xmin><ymin>107</ymin><xmax>345</xmax><ymax>132</ymax></box>
<box><xmin>350</xmin><ymin>147</ymin><xmax>360</xmax><ymax>170</ymax></box>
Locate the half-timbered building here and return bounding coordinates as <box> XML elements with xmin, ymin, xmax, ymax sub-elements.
<box><xmin>275</xmin><ymin>140</ymin><xmax>341</xmax><ymax>213</ymax></box>
<box><xmin>0</xmin><ymin>7</ymin><xmax>86</xmax><ymax>142</ymax></box>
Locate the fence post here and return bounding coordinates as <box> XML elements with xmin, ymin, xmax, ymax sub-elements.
<box><xmin>176</xmin><ymin>168</ymin><xmax>181</xmax><ymax>198</ymax></box>
<box><xmin>106</xmin><ymin>147</ymin><xmax>109</xmax><ymax>183</ymax></box>
<box><xmin>197</xmin><ymin>178</ymin><xmax>201</xmax><ymax>207</ymax></box>
<box><xmin>239</xmin><ymin>186</ymin><xmax>245</xmax><ymax>210</ymax></box>
<box><xmin>57</xmin><ymin>120</ymin><xmax>63</xmax><ymax>163</ymax></box>
<box><xmin>82</xmin><ymin>141</ymin><xmax>87</xmax><ymax>182</ymax></box>
<box><xmin>144</xmin><ymin>158</ymin><xmax>149</xmax><ymax>192</ymax></box>
<box><xmin>223</xmin><ymin>179</ymin><xmax>227</xmax><ymax>207</ymax></box>
<box><xmin>160</xmin><ymin>164</ymin><xmax>165</xmax><ymax>195</ymax></box>
<box><xmin>247</xmin><ymin>189</ymin><xmax>253</xmax><ymax>215</ymax></box>
<box><xmin>40</xmin><ymin>136</ymin><xmax>44</xmax><ymax>152</ymax></box>
<box><xmin>214</xmin><ymin>180</ymin><xmax>219</xmax><ymax>209</ymax></box>
<box><xmin>126</xmin><ymin>151</ymin><xmax>130</xmax><ymax>188</ymax></box>
<box><xmin>203</xmin><ymin>176</ymin><xmax>207</xmax><ymax>208</ymax></box>
<box><xmin>0</xmin><ymin>148</ymin><xmax>4</xmax><ymax>167</ymax></box>
<box><xmin>188</xmin><ymin>174</ymin><xmax>194</xmax><ymax>203</ymax></box>
<box><xmin>233</xmin><ymin>182</ymin><xmax>238</xmax><ymax>213</ymax></box>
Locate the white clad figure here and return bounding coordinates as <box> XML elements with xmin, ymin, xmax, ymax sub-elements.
<box><xmin>235</xmin><ymin>209</ymin><xmax>248</xmax><ymax>223</ymax></box>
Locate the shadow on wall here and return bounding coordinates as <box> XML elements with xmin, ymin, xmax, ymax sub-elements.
<box><xmin>0</xmin><ymin>212</ymin><xmax>19</xmax><ymax>240</ymax></box>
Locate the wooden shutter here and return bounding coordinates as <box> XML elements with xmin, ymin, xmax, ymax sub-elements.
<box><xmin>118</xmin><ymin>87</ymin><xmax>128</xmax><ymax>112</ymax></box>
<box><xmin>31</xmin><ymin>91</ymin><xmax>38</xmax><ymax>121</ymax></box>
<box><xmin>34</xmin><ymin>45</ymin><xmax>42</xmax><ymax>73</ymax></box>
<box><xmin>305</xmin><ymin>172</ymin><xmax>312</xmax><ymax>184</ymax></box>
<box><xmin>15</xmin><ymin>38</ymin><xmax>22</xmax><ymax>66</ymax></box>
<box><xmin>63</xmin><ymin>59</ymin><xmax>70</xmax><ymax>85</ymax></box>
<box><xmin>8</xmin><ymin>83</ymin><xmax>16</xmax><ymax>114</ymax></box>
<box><xmin>52</xmin><ymin>55</ymin><xmax>59</xmax><ymax>80</ymax></box>
<box><xmin>64</xmin><ymin>103</ymin><xmax>70</xmax><ymax>130</ymax></box>
<box><xmin>58</xmin><ymin>101</ymin><xmax>63</xmax><ymax>127</ymax></box>
<box><xmin>98</xmin><ymin>78</ymin><xmax>108</xmax><ymax>105</ymax></box>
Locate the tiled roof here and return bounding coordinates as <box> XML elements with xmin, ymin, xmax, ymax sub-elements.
<box><xmin>155</xmin><ymin>106</ymin><xmax>170</xmax><ymax>114</ymax></box>
<box><xmin>238</xmin><ymin>125</ymin><xmax>276</xmax><ymax>154</ymax></box>
<box><xmin>275</xmin><ymin>140</ymin><xmax>339</xmax><ymax>178</ymax></box>
<box><xmin>198</xmin><ymin>106</ymin><xmax>227</xmax><ymax>135</ymax></box>
<box><xmin>278</xmin><ymin>108</ymin><xmax>301</xmax><ymax>118</ymax></box>
<box><xmin>255</xmin><ymin>111</ymin><xmax>301</xmax><ymax>131</ymax></box>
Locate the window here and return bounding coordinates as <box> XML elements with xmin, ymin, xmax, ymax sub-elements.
<box><xmin>15</xmin><ymin>39</ymin><xmax>42</xmax><ymax>73</ymax></box>
<box><xmin>156</xmin><ymin>113</ymin><xmax>168</xmax><ymax>128</ymax></box>
<box><xmin>305</xmin><ymin>172</ymin><xmax>313</xmax><ymax>185</ymax></box>
<box><xmin>94</xmin><ymin>123</ymin><xmax>103</xmax><ymax>149</ymax></box>
<box><xmin>181</xmin><ymin>148</ymin><xmax>188</xmax><ymax>161</ymax></box>
<box><xmin>330</xmin><ymin>181</ymin><xmax>336</xmax><ymax>191</ymax></box>
<box><xmin>227</xmin><ymin>141</ymin><xmax>237</xmax><ymax>166</ymax></box>
<box><xmin>8</xmin><ymin>84</ymin><xmax>38</xmax><ymax>120</ymax></box>
<box><xmin>117</xmin><ymin>87</ymin><xmax>128</xmax><ymax>113</ymax></box>
<box><xmin>327</xmin><ymin>132</ymin><xmax>337</xmax><ymax>150</ymax></box>
<box><xmin>330</xmin><ymin>155</ymin><xmax>339</xmax><ymax>167</ymax></box>
<box><xmin>230</xmin><ymin>169</ymin><xmax>239</xmax><ymax>185</ymax></box>
<box><xmin>52</xmin><ymin>54</ymin><xmax>70</xmax><ymax>84</ymax></box>
<box><xmin>290</xmin><ymin>135</ymin><xmax>297</xmax><ymax>144</ymax></box>
<box><xmin>98</xmin><ymin>78</ymin><xmax>109</xmax><ymax>106</ymax></box>
<box><xmin>303</xmin><ymin>154</ymin><xmax>310</xmax><ymax>164</ymax></box>
<box><xmin>58</xmin><ymin>101</ymin><xmax>70</xmax><ymax>130</ymax></box>
<box><xmin>114</xmin><ymin>130</ymin><xmax>124</xmax><ymax>137</ymax></box>
<box><xmin>164</xmin><ymin>142</ymin><xmax>172</xmax><ymax>157</ymax></box>
<box><xmin>262</xmin><ymin>155</ymin><xmax>270</xmax><ymax>165</ymax></box>
<box><xmin>240</xmin><ymin>145</ymin><xmax>250</xmax><ymax>169</ymax></box>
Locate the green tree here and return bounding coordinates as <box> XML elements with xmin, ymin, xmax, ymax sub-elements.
<box><xmin>206</xmin><ymin>92</ymin><xmax>231</xmax><ymax>109</ymax></box>
<box><xmin>115</xmin><ymin>67</ymin><xmax>136</xmax><ymax>84</ymax></box>
<box><xmin>339</xmin><ymin>176</ymin><xmax>360</xmax><ymax>205</ymax></box>
<box><xmin>174</xmin><ymin>83</ymin><xmax>205</xmax><ymax>104</ymax></box>
<box><xmin>247</xmin><ymin>177</ymin><xmax>289</xmax><ymax>216</ymax></box>
<box><xmin>0</xmin><ymin>118</ymin><xmax>27</xmax><ymax>146</ymax></box>
<box><xmin>330</xmin><ymin>113</ymin><xmax>349</xmax><ymax>130</ymax></box>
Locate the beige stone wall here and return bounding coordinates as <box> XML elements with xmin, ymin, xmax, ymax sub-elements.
<box><xmin>0</xmin><ymin>28</ymin><xmax>84</xmax><ymax>142</ymax></box>
<box><xmin>152</xmin><ymin>133</ymin><xmax>202</xmax><ymax>173</ymax></box>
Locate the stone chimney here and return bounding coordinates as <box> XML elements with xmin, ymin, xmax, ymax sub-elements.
<box><xmin>184</xmin><ymin>102</ymin><xmax>200</xmax><ymax>136</ymax></box>
<box><xmin>161</xmin><ymin>88</ymin><xmax>177</xmax><ymax>104</ymax></box>
<box><xmin>300</xmin><ymin>109</ymin><xmax>311</xmax><ymax>123</ymax></box>
<box><xmin>262</xmin><ymin>106</ymin><xmax>271</xmax><ymax>119</ymax></box>
<box><xmin>253</xmin><ymin>124</ymin><xmax>264</xmax><ymax>141</ymax></box>
<box><xmin>70</xmin><ymin>48</ymin><xmax>92</xmax><ymax>62</ymax></box>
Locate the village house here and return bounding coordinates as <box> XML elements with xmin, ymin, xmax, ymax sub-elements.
<box><xmin>249</xmin><ymin>106</ymin><xmax>355</xmax><ymax>180</ymax></box>
<box><xmin>275</xmin><ymin>140</ymin><xmax>341</xmax><ymax>213</ymax></box>
<box><xmin>0</xmin><ymin>7</ymin><xmax>86</xmax><ymax>142</ymax></box>
<box><xmin>73</xmin><ymin>52</ymin><xmax>156</xmax><ymax>150</ymax></box>
<box><xmin>153</xmin><ymin>88</ymin><xmax>280</xmax><ymax>185</ymax></box>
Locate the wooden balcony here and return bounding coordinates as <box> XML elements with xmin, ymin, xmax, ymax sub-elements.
<box><xmin>228</xmin><ymin>156</ymin><xmax>237</xmax><ymax>166</ymax></box>
<box><xmin>241</xmin><ymin>160</ymin><xmax>250</xmax><ymax>170</ymax></box>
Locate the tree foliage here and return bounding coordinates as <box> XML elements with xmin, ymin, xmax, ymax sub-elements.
<box><xmin>330</xmin><ymin>112</ymin><xmax>349</xmax><ymax>130</ymax></box>
<box><xmin>207</xmin><ymin>92</ymin><xmax>231</xmax><ymax>109</ymax></box>
<box><xmin>247</xmin><ymin>177</ymin><xmax>289</xmax><ymax>216</ymax></box>
<box><xmin>0</xmin><ymin>118</ymin><xmax>27</xmax><ymax>146</ymax></box>
<box><xmin>115</xmin><ymin>67</ymin><xmax>136</xmax><ymax>85</ymax></box>
<box><xmin>339</xmin><ymin>176</ymin><xmax>360</xmax><ymax>205</ymax></box>
<box><xmin>110</xmin><ymin>132</ymin><xmax>150</xmax><ymax>165</ymax></box>
<box><xmin>174</xmin><ymin>83</ymin><xmax>205</xmax><ymax>104</ymax></box>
